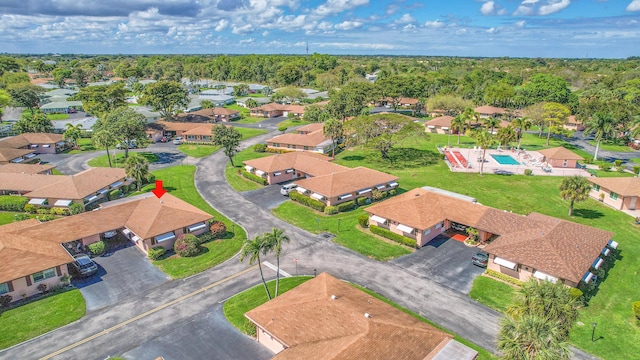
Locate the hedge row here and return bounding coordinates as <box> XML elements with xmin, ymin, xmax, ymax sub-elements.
<box><xmin>265</xmin><ymin>147</ymin><xmax>292</xmax><ymax>154</ymax></box>
<box><xmin>336</xmin><ymin>200</ymin><xmax>355</xmax><ymax>212</ymax></box>
<box><xmin>0</xmin><ymin>196</ymin><xmax>28</xmax><ymax>212</ymax></box>
<box><xmin>369</xmin><ymin>225</ymin><xmax>417</xmax><ymax>248</ymax></box>
<box><xmin>290</xmin><ymin>191</ymin><xmax>326</xmax><ymax>212</ymax></box>
<box><xmin>241</xmin><ymin>170</ymin><xmax>268</xmax><ymax>185</ymax></box>
<box><xmin>485</xmin><ymin>269</ymin><xmax>524</xmax><ymax>287</ymax></box>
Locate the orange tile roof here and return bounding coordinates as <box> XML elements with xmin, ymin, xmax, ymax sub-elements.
<box><xmin>425</xmin><ymin>116</ymin><xmax>454</xmax><ymax>128</ymax></box>
<box><xmin>474</xmin><ymin>105</ymin><xmax>506</xmax><ymax>115</ymax></box>
<box><xmin>366</xmin><ymin>188</ymin><xmax>613</xmax><ymax>284</ymax></box>
<box><xmin>182</xmin><ymin>124</ymin><xmax>215</xmax><ymax>136</ymax></box>
<box><xmin>0</xmin><ymin>133</ymin><xmax>64</xmax><ymax>149</ymax></box>
<box><xmin>243</xmin><ymin>152</ymin><xmax>338</xmax><ymax>174</ymax></box>
<box><xmin>245</xmin><ymin>273</ymin><xmax>460</xmax><ymax>360</ymax></box>
<box><xmin>0</xmin><ymin>148</ymin><xmax>35</xmax><ymax>162</ymax></box>
<box><xmin>297</xmin><ymin>123</ymin><xmax>324</xmax><ymax>133</ymax></box>
<box><xmin>0</xmin><ymin>163</ymin><xmax>55</xmax><ymax>175</ymax></box>
<box><xmin>294</xmin><ymin>167</ymin><xmax>398</xmax><ymax>198</ymax></box>
<box><xmin>537</xmin><ymin>147</ymin><xmax>584</xmax><ymax>161</ymax></box>
<box><xmin>268</xmin><ymin>129</ymin><xmax>331</xmax><ymax>148</ymax></box>
<box><xmin>23</xmin><ymin>167</ymin><xmax>126</xmax><ymax>199</ymax></box>
<box><xmin>587</xmin><ymin>177</ymin><xmax>640</xmax><ymax>197</ymax></box>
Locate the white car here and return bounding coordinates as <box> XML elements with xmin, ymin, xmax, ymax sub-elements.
<box><xmin>280</xmin><ymin>183</ymin><xmax>297</xmax><ymax>196</ymax></box>
<box><xmin>173</xmin><ymin>137</ymin><xmax>182</xmax><ymax>145</ymax></box>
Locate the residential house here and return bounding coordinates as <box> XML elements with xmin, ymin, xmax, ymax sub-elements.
<box><xmin>245</xmin><ymin>272</ymin><xmax>478</xmax><ymax>360</ymax></box>
<box><xmin>40</xmin><ymin>101</ymin><xmax>84</xmax><ymax>114</ymax></box>
<box><xmin>0</xmin><ymin>163</ymin><xmax>55</xmax><ymax>175</ymax></box>
<box><xmin>250</xmin><ymin>103</ymin><xmax>306</xmax><ymax>118</ymax></box>
<box><xmin>236</xmin><ymin>97</ymin><xmax>271</xmax><ymax>108</ymax></box>
<box><xmin>0</xmin><ymin>193</ymin><xmax>212</xmax><ymax>303</ymax></box>
<box><xmin>0</xmin><ymin>132</ymin><xmax>69</xmax><ymax>154</ymax></box>
<box><xmin>564</xmin><ymin>116</ymin><xmax>585</xmax><ymax>131</ymax></box>
<box><xmin>365</xmin><ymin>187</ymin><xmax>614</xmax><ymax>288</ymax></box>
<box><xmin>174</xmin><ymin>108</ymin><xmax>240</xmax><ymax>123</ymax></box>
<box><xmin>537</xmin><ymin>147</ymin><xmax>584</xmax><ymax>168</ymax></box>
<box><xmin>150</xmin><ymin>121</ymin><xmax>222</xmax><ymax>143</ymax></box>
<box><xmin>587</xmin><ymin>177</ymin><xmax>639</xmax><ymax>211</ymax></box>
<box><xmin>0</xmin><ymin>167</ymin><xmax>127</xmax><ymax>210</ymax></box>
<box><xmin>243</xmin><ymin>151</ymin><xmax>339</xmax><ymax>185</ymax></box>
<box><xmin>266</xmin><ymin>123</ymin><xmax>334</xmax><ymax>154</ymax></box>
<box><xmin>0</xmin><ymin>148</ymin><xmax>36</xmax><ymax>165</ymax></box>
<box><xmin>425</xmin><ymin>116</ymin><xmax>455</xmax><ymax>134</ymax></box>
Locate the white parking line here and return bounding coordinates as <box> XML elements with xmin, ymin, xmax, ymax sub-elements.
<box><xmin>262</xmin><ymin>261</ymin><xmax>292</xmax><ymax>277</ymax></box>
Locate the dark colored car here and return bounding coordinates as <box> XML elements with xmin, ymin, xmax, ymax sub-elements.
<box><xmin>471</xmin><ymin>252</ymin><xmax>489</xmax><ymax>268</ymax></box>
<box><xmin>70</xmin><ymin>254</ymin><xmax>98</xmax><ymax>277</ymax></box>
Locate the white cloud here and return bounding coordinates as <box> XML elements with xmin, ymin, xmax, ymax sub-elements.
<box><xmin>481</xmin><ymin>1</ymin><xmax>495</xmax><ymax>15</ymax></box>
<box><xmin>395</xmin><ymin>13</ymin><xmax>416</xmax><ymax>24</ymax></box>
<box><xmin>232</xmin><ymin>24</ymin><xmax>254</xmax><ymax>34</ymax></box>
<box><xmin>403</xmin><ymin>24</ymin><xmax>417</xmax><ymax>32</ymax></box>
<box><xmin>425</xmin><ymin>20</ymin><xmax>445</xmax><ymax>28</ymax></box>
<box><xmin>312</xmin><ymin>0</ymin><xmax>369</xmax><ymax>17</ymax></box>
<box><xmin>316</xmin><ymin>42</ymin><xmax>398</xmax><ymax>50</ymax></box>
<box><xmin>317</xmin><ymin>21</ymin><xmax>333</xmax><ymax>31</ymax></box>
<box><xmin>513</xmin><ymin>0</ymin><xmax>539</xmax><ymax>15</ymax></box>
<box><xmin>486</xmin><ymin>27</ymin><xmax>498</xmax><ymax>33</ymax></box>
<box><xmin>515</xmin><ymin>20</ymin><xmax>526</xmax><ymax>27</ymax></box>
<box><xmin>539</xmin><ymin>0</ymin><xmax>571</xmax><ymax>15</ymax></box>
<box><xmin>214</xmin><ymin>19</ymin><xmax>228</xmax><ymax>32</ymax></box>
<box><xmin>262</xmin><ymin>30</ymin><xmax>269</xmax><ymax>36</ymax></box>
<box><xmin>627</xmin><ymin>0</ymin><xmax>640</xmax><ymax>11</ymax></box>
<box><xmin>334</xmin><ymin>21</ymin><xmax>363</xmax><ymax>30</ymax></box>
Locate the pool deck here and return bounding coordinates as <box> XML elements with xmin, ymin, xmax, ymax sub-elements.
<box><xmin>440</xmin><ymin>146</ymin><xmax>591</xmax><ymax>177</ymax></box>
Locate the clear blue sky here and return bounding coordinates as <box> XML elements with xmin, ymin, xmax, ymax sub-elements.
<box><xmin>1</xmin><ymin>0</ymin><xmax>639</xmax><ymax>58</ymax></box>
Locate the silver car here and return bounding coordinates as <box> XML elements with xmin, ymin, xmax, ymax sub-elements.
<box><xmin>70</xmin><ymin>254</ymin><xmax>98</xmax><ymax>277</ymax></box>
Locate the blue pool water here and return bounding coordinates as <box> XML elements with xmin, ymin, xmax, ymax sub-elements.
<box><xmin>491</xmin><ymin>154</ymin><xmax>520</xmax><ymax>165</ymax></box>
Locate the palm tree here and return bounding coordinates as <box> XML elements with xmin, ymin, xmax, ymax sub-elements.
<box><xmin>323</xmin><ymin>118</ymin><xmax>343</xmax><ymax>157</ymax></box>
<box><xmin>451</xmin><ymin>115</ymin><xmax>466</xmax><ymax>145</ymax></box>
<box><xmin>512</xmin><ymin>117</ymin><xmax>532</xmax><ymax>150</ymax></box>
<box><xmin>461</xmin><ymin>107</ymin><xmax>479</xmax><ymax>132</ymax></box>
<box><xmin>124</xmin><ymin>154</ymin><xmax>149</xmax><ymax>191</ymax></box>
<box><xmin>240</xmin><ymin>235</ymin><xmax>272</xmax><ymax>300</ymax></box>
<box><xmin>91</xmin><ymin>130</ymin><xmax>117</xmax><ymax>168</ymax></box>
<box><xmin>262</xmin><ymin>228</ymin><xmax>290</xmax><ymax>297</ymax></box>
<box><xmin>559</xmin><ymin>176</ymin><xmax>592</xmax><ymax>216</ymax></box>
<box><xmin>483</xmin><ymin>116</ymin><xmax>500</xmax><ymax>134</ymax></box>
<box><xmin>497</xmin><ymin>126</ymin><xmax>517</xmax><ymax>148</ymax></box>
<box><xmin>63</xmin><ymin>123</ymin><xmax>82</xmax><ymax>149</ymax></box>
<box><xmin>498</xmin><ymin>313</ymin><xmax>571</xmax><ymax>360</ymax></box>
<box><xmin>583</xmin><ymin>112</ymin><xmax>616</xmax><ymax>161</ymax></box>
<box><xmin>245</xmin><ymin>98</ymin><xmax>258</xmax><ymax>109</ymax></box>
<box><xmin>471</xmin><ymin>129</ymin><xmax>496</xmax><ymax>175</ymax></box>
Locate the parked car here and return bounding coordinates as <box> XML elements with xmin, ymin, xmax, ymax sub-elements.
<box><xmin>280</xmin><ymin>183</ymin><xmax>298</xmax><ymax>196</ymax></box>
<box><xmin>173</xmin><ymin>137</ymin><xmax>182</xmax><ymax>145</ymax></box>
<box><xmin>116</xmin><ymin>140</ymin><xmax>137</xmax><ymax>149</ymax></box>
<box><xmin>69</xmin><ymin>254</ymin><xmax>98</xmax><ymax>277</ymax></box>
<box><xmin>471</xmin><ymin>252</ymin><xmax>489</xmax><ymax>268</ymax></box>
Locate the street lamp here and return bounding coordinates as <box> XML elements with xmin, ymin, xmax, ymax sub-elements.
<box><xmin>591</xmin><ymin>322</ymin><xmax>597</xmax><ymax>342</ymax></box>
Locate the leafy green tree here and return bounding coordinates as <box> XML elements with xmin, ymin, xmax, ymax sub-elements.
<box><xmin>72</xmin><ymin>83</ymin><xmax>127</xmax><ymax>118</ymax></box>
<box><xmin>427</xmin><ymin>95</ymin><xmax>472</xmax><ymax>116</ymax></box>
<box><xmin>483</xmin><ymin>117</ymin><xmax>500</xmax><ymax>134</ymax></box>
<box><xmin>542</xmin><ymin>102</ymin><xmax>570</xmax><ymax>146</ymax></box>
<box><xmin>7</xmin><ymin>83</ymin><xmax>44</xmax><ymax>113</ymax></box>
<box><xmin>72</xmin><ymin>68</ymin><xmax>88</xmax><ymax>88</ymax></box>
<box><xmin>200</xmin><ymin>99</ymin><xmax>214</xmax><ymax>109</ymax></box>
<box><xmin>471</xmin><ymin>129</ymin><xmax>497</xmax><ymax>175</ymax></box>
<box><xmin>451</xmin><ymin>115</ymin><xmax>466</xmax><ymax>144</ymax></box>
<box><xmin>524</xmin><ymin>102</ymin><xmax>546</xmax><ymax>137</ymax></box>
<box><xmin>0</xmin><ymin>89</ymin><xmax>10</xmax><ymax>120</ymax></box>
<box><xmin>461</xmin><ymin>107</ymin><xmax>480</xmax><ymax>131</ymax></box>
<box><xmin>124</xmin><ymin>154</ymin><xmax>150</xmax><ymax>191</ymax></box>
<box><xmin>52</xmin><ymin>68</ymin><xmax>72</xmax><ymax>88</ymax></box>
<box><xmin>233</xmin><ymin>84</ymin><xmax>249</xmax><ymax>96</ymax></box>
<box><xmin>92</xmin><ymin>130</ymin><xmax>117</xmax><ymax>168</ymax></box>
<box><xmin>95</xmin><ymin>106</ymin><xmax>147</xmax><ymax>158</ymax></box>
<box><xmin>327</xmin><ymin>81</ymin><xmax>375</xmax><ymax>120</ymax></box>
<box><xmin>523</xmin><ymin>73</ymin><xmax>572</xmax><ymax>105</ymax></box>
<box><xmin>511</xmin><ymin>117</ymin><xmax>532</xmax><ymax>150</ymax></box>
<box><xmin>348</xmin><ymin>114</ymin><xmax>425</xmax><ymax>160</ymax></box>
<box><xmin>244</xmin><ymin>98</ymin><xmax>258</xmax><ymax>109</ymax></box>
<box><xmin>261</xmin><ymin>228</ymin><xmax>290</xmax><ymax>297</ymax></box>
<box><xmin>559</xmin><ymin>176</ymin><xmax>591</xmax><ymax>216</ymax></box>
<box><xmin>484</xmin><ymin>81</ymin><xmax>516</xmax><ymax>108</ymax></box>
<box><xmin>498</xmin><ymin>313</ymin><xmax>570</xmax><ymax>360</ymax></box>
<box><xmin>14</xmin><ymin>110</ymin><xmax>53</xmax><ymax>133</ymax></box>
<box><xmin>240</xmin><ymin>235</ymin><xmax>272</xmax><ymax>300</ymax></box>
<box><xmin>63</xmin><ymin>123</ymin><xmax>82</xmax><ymax>148</ymax></box>
<box><xmin>497</xmin><ymin>125</ymin><xmax>517</xmax><ymax>148</ymax></box>
<box><xmin>323</xmin><ymin>118</ymin><xmax>343</xmax><ymax>157</ymax></box>
<box><xmin>583</xmin><ymin>112</ymin><xmax>616</xmax><ymax>161</ymax></box>
<box><xmin>304</xmin><ymin>104</ymin><xmax>329</xmax><ymax>123</ymax></box>
<box><xmin>139</xmin><ymin>81</ymin><xmax>189</xmax><ymax>121</ymax></box>
<box><xmin>274</xmin><ymin>86</ymin><xmax>306</xmax><ymax>103</ymax></box>
<box><xmin>0</xmin><ymin>72</ymin><xmax>30</xmax><ymax>87</ymax></box>
<box><xmin>212</xmin><ymin>125</ymin><xmax>242</xmax><ymax>166</ymax></box>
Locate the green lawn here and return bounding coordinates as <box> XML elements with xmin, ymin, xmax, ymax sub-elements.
<box><xmin>272</xmin><ymin>202</ymin><xmax>412</xmax><ymax>261</ymax></box>
<box><xmin>48</xmin><ymin>113</ymin><xmax>69</xmax><ymax>120</ymax></box>
<box><xmin>588</xmin><ymin>140</ymin><xmax>635</xmax><ymax>152</ymax></box>
<box><xmin>51</xmin><ymin>168</ymin><xmax>64</xmax><ymax>175</ymax></box>
<box><xmin>630</xmin><ymin>158</ymin><xmax>640</xmax><ymax>165</ymax></box>
<box><xmin>66</xmin><ymin>137</ymin><xmax>101</xmax><ymax>154</ymax></box>
<box><xmin>469</xmin><ymin>276</ymin><xmax>516</xmax><ymax>313</ymax></box>
<box><xmin>178</xmin><ymin>144</ymin><xmax>220</xmax><ymax>158</ymax></box>
<box><xmin>0</xmin><ymin>211</ymin><xmax>35</xmax><ymax>225</ymax></box>
<box><xmin>225</xmin><ymin>104</ymin><xmax>265</xmax><ymax>124</ymax></box>
<box><xmin>225</xmin><ymin>147</ymin><xmax>273</xmax><ymax>192</ymax></box>
<box><xmin>134</xmin><ymin>165</ymin><xmax>246</xmax><ymax>278</ymax></box>
<box><xmin>87</xmin><ymin>152</ymin><xmax>159</xmax><ymax>168</ymax></box>
<box><xmin>223</xmin><ymin>277</ymin><xmax>312</xmax><ymax>336</ymax></box>
<box><xmin>237</xmin><ymin>127</ymin><xmax>268</xmax><ymax>140</ymax></box>
<box><xmin>234</xmin><ymin>116</ymin><xmax>267</xmax><ymax>124</ymax></box>
<box><xmin>276</xmin><ymin>118</ymin><xmax>311</xmax><ymax>128</ymax></box>
<box><xmin>0</xmin><ymin>289</ymin><xmax>85</xmax><ymax>350</ymax></box>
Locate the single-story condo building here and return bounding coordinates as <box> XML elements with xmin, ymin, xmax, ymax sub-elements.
<box><xmin>266</xmin><ymin>123</ymin><xmax>334</xmax><ymax>154</ymax></box>
<box><xmin>147</xmin><ymin>121</ymin><xmax>228</xmax><ymax>143</ymax></box>
<box><xmin>0</xmin><ymin>193</ymin><xmax>213</xmax><ymax>303</ymax></box>
<box><xmin>243</xmin><ymin>151</ymin><xmax>339</xmax><ymax>185</ymax></box>
<box><xmin>245</xmin><ymin>272</ymin><xmax>478</xmax><ymax>360</ymax></box>
<box><xmin>0</xmin><ymin>163</ymin><xmax>55</xmax><ymax>175</ymax></box>
<box><xmin>250</xmin><ymin>103</ymin><xmax>306</xmax><ymax>118</ymax></box>
<box><xmin>587</xmin><ymin>177</ymin><xmax>639</xmax><ymax>211</ymax></box>
<box><xmin>175</xmin><ymin>108</ymin><xmax>240</xmax><ymax>123</ymax></box>
<box><xmin>537</xmin><ymin>147</ymin><xmax>584</xmax><ymax>168</ymax></box>
<box><xmin>40</xmin><ymin>101</ymin><xmax>84</xmax><ymax>114</ymax></box>
<box><xmin>0</xmin><ymin>148</ymin><xmax>36</xmax><ymax>165</ymax></box>
<box><xmin>425</xmin><ymin>116</ymin><xmax>455</xmax><ymax>134</ymax></box>
<box><xmin>365</xmin><ymin>187</ymin><xmax>614</xmax><ymax>288</ymax></box>
<box><xmin>0</xmin><ymin>132</ymin><xmax>70</xmax><ymax>154</ymax></box>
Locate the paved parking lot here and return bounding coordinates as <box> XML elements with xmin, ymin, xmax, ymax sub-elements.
<box><xmin>390</xmin><ymin>235</ymin><xmax>486</xmax><ymax>294</ymax></box>
<box><xmin>73</xmin><ymin>244</ymin><xmax>170</xmax><ymax>312</ymax></box>
<box><xmin>241</xmin><ymin>184</ymin><xmax>291</xmax><ymax>210</ymax></box>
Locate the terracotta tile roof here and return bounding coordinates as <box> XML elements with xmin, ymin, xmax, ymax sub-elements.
<box><xmin>587</xmin><ymin>177</ymin><xmax>640</xmax><ymax>197</ymax></box>
<box><xmin>268</xmin><ymin>129</ymin><xmax>331</xmax><ymax>148</ymax></box>
<box><xmin>181</xmin><ymin>124</ymin><xmax>215</xmax><ymax>136</ymax></box>
<box><xmin>0</xmin><ymin>193</ymin><xmax>213</xmax><ymax>283</ymax></box>
<box><xmin>293</xmin><ymin>167</ymin><xmax>398</xmax><ymax>198</ymax></box>
<box><xmin>498</xmin><ymin>120</ymin><xmax>511</xmax><ymax>128</ymax></box>
<box><xmin>366</xmin><ymin>188</ymin><xmax>613</xmax><ymax>284</ymax></box>
<box><xmin>243</xmin><ymin>152</ymin><xmax>338</xmax><ymax>174</ymax></box>
<box><xmin>245</xmin><ymin>273</ymin><xmax>459</xmax><ymax>360</ymax></box>
<box><xmin>297</xmin><ymin>123</ymin><xmax>324</xmax><ymax>133</ymax></box>
<box><xmin>425</xmin><ymin>116</ymin><xmax>454</xmax><ymax>128</ymax></box>
<box><xmin>23</xmin><ymin>167</ymin><xmax>126</xmax><ymax>199</ymax></box>
<box><xmin>0</xmin><ymin>173</ymin><xmax>61</xmax><ymax>193</ymax></box>
<box><xmin>537</xmin><ymin>147</ymin><xmax>584</xmax><ymax>161</ymax></box>
<box><xmin>153</xmin><ymin>121</ymin><xmax>205</xmax><ymax>132</ymax></box>
<box><xmin>0</xmin><ymin>148</ymin><xmax>35</xmax><ymax>162</ymax></box>
<box><xmin>474</xmin><ymin>106</ymin><xmax>506</xmax><ymax>115</ymax></box>
<box><xmin>0</xmin><ymin>133</ymin><xmax>64</xmax><ymax>149</ymax></box>
<box><xmin>0</xmin><ymin>163</ymin><xmax>55</xmax><ymax>175</ymax></box>
<box><xmin>254</xmin><ymin>103</ymin><xmax>307</xmax><ymax>114</ymax></box>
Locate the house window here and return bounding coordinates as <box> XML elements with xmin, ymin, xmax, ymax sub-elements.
<box><xmin>435</xmin><ymin>222</ymin><xmax>442</xmax><ymax>229</ymax></box>
<box><xmin>32</xmin><ymin>268</ymin><xmax>56</xmax><ymax>283</ymax></box>
<box><xmin>0</xmin><ymin>282</ymin><xmax>10</xmax><ymax>294</ymax></box>
<box><xmin>610</xmin><ymin>192</ymin><xmax>618</xmax><ymax>200</ymax></box>
<box><xmin>424</xmin><ymin>228</ymin><xmax>431</xmax><ymax>235</ymax></box>
<box><xmin>593</xmin><ymin>184</ymin><xmax>600</xmax><ymax>191</ymax></box>
<box><xmin>304</xmin><ymin>146</ymin><xmax>309</xmax><ymax>150</ymax></box>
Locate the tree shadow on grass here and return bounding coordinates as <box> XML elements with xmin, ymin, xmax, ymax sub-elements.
<box><xmin>371</xmin><ymin>148</ymin><xmax>441</xmax><ymax>169</ymax></box>
<box><xmin>341</xmin><ymin>155</ymin><xmax>364</xmax><ymax>162</ymax></box>
<box><xmin>573</xmin><ymin>208</ymin><xmax>604</xmax><ymax>219</ymax></box>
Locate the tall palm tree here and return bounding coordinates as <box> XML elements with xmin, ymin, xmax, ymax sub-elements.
<box><xmin>583</xmin><ymin>112</ymin><xmax>616</xmax><ymax>161</ymax></box>
<box><xmin>262</xmin><ymin>228</ymin><xmax>291</xmax><ymax>297</ymax></box>
<box><xmin>240</xmin><ymin>235</ymin><xmax>272</xmax><ymax>300</ymax></box>
<box><xmin>497</xmin><ymin>126</ymin><xmax>517</xmax><ymax>148</ymax></box>
<box><xmin>472</xmin><ymin>129</ymin><xmax>496</xmax><ymax>175</ymax></box>
<box><xmin>323</xmin><ymin>118</ymin><xmax>343</xmax><ymax>157</ymax></box>
<box><xmin>483</xmin><ymin>116</ymin><xmax>500</xmax><ymax>134</ymax></box>
<box><xmin>92</xmin><ymin>130</ymin><xmax>117</xmax><ymax>168</ymax></box>
<box><xmin>559</xmin><ymin>176</ymin><xmax>592</xmax><ymax>216</ymax></box>
<box><xmin>512</xmin><ymin>116</ymin><xmax>532</xmax><ymax>150</ymax></box>
<box><xmin>124</xmin><ymin>154</ymin><xmax>149</xmax><ymax>191</ymax></box>
<box><xmin>461</xmin><ymin>107</ymin><xmax>479</xmax><ymax>132</ymax></box>
<box><xmin>498</xmin><ymin>313</ymin><xmax>571</xmax><ymax>360</ymax></box>
<box><xmin>451</xmin><ymin>115</ymin><xmax>466</xmax><ymax>145</ymax></box>
<box><xmin>63</xmin><ymin>123</ymin><xmax>82</xmax><ymax>149</ymax></box>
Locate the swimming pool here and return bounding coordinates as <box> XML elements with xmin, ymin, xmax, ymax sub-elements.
<box><xmin>491</xmin><ymin>154</ymin><xmax>520</xmax><ymax>165</ymax></box>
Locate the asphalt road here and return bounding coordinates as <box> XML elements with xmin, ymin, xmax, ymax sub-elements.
<box><xmin>241</xmin><ymin>184</ymin><xmax>290</xmax><ymax>210</ymax></box>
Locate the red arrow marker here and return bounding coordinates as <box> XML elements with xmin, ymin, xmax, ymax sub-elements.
<box><xmin>151</xmin><ymin>180</ymin><xmax>167</xmax><ymax>199</ymax></box>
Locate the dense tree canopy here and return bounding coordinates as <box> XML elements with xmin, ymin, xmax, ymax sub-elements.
<box><xmin>139</xmin><ymin>81</ymin><xmax>189</xmax><ymax>121</ymax></box>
